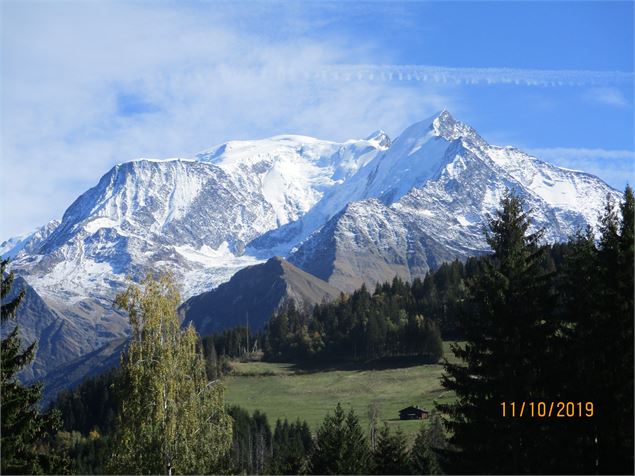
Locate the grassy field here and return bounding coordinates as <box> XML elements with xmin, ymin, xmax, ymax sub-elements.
<box><xmin>223</xmin><ymin>341</ymin><xmax>460</xmax><ymax>438</ymax></box>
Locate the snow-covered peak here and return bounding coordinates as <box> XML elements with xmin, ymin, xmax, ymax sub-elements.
<box><xmin>485</xmin><ymin>145</ymin><xmax>615</xmax><ymax>216</ymax></box>
<box><xmin>44</xmin><ymin>160</ymin><xmax>214</xmax><ymax>246</ymax></box>
<box><xmin>1</xmin><ymin>220</ymin><xmax>60</xmax><ymax>259</ymax></box>
<box><xmin>354</xmin><ymin>111</ymin><xmax>464</xmax><ymax>203</ymax></box>
<box><xmin>195</xmin><ymin>134</ymin><xmax>384</xmax><ymax>179</ymax></box>
<box><xmin>249</xmin><ymin>112</ymin><xmax>468</xmax><ymax>252</ymax></box>
<box><xmin>0</xmin><ymin>233</ymin><xmax>31</xmax><ymax>259</ymax></box>
<box><xmin>386</xmin><ymin>109</ymin><xmax>459</xmax><ymax>142</ymax></box>
<box><xmin>197</xmin><ymin>135</ymin><xmax>339</xmax><ymax>168</ymax></box>
<box><xmin>192</xmin><ymin>133</ymin><xmax>388</xmax><ymax>227</ymax></box>
<box><xmin>431</xmin><ymin>110</ymin><xmax>487</xmax><ymax>148</ymax></box>
<box><xmin>365</xmin><ymin>130</ymin><xmax>392</xmax><ymax>149</ymax></box>
<box><xmin>432</xmin><ymin>108</ymin><xmax>453</xmax><ymax>128</ymax></box>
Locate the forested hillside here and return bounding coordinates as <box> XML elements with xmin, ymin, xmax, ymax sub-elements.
<box><xmin>260</xmin><ymin>240</ymin><xmax>569</xmax><ymax>363</ymax></box>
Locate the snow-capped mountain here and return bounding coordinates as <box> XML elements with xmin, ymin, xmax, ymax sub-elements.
<box><xmin>12</xmin><ymin>134</ymin><xmax>387</xmax><ymax>301</ymax></box>
<box><xmin>2</xmin><ymin>110</ymin><xmax>619</xmax><ymax>384</ymax></box>
<box><xmin>253</xmin><ymin>111</ymin><xmax>615</xmax><ymax>255</ymax></box>
<box><xmin>285</xmin><ymin>111</ymin><xmax>619</xmax><ymax>291</ymax></box>
<box><xmin>3</xmin><ymin>133</ymin><xmax>386</xmax><ymax>378</ymax></box>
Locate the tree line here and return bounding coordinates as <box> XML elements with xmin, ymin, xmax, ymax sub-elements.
<box><xmin>260</xmin><ymin>241</ymin><xmax>570</xmax><ymax>365</ymax></box>
<box><xmin>194</xmin><ymin>401</ymin><xmax>446</xmax><ymax>475</ymax></box>
<box><xmin>46</xmin><ymin>381</ymin><xmax>447</xmax><ymax>475</ymax></box>
<box><xmin>200</xmin><ymin>326</ymin><xmax>254</xmax><ymax>379</ymax></box>
<box><xmin>262</xmin><ymin>285</ymin><xmax>444</xmax><ymax>363</ymax></box>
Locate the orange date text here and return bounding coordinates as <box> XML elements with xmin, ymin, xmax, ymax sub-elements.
<box><xmin>500</xmin><ymin>401</ymin><xmax>594</xmax><ymax>418</ymax></box>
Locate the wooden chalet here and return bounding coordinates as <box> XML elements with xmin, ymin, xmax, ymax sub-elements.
<box><xmin>398</xmin><ymin>405</ymin><xmax>429</xmax><ymax>420</ymax></box>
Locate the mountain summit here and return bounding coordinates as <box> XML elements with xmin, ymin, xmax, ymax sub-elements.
<box><xmin>2</xmin><ymin>110</ymin><xmax>619</xmax><ymax>384</ymax></box>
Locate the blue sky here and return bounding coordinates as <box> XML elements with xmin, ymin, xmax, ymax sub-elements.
<box><xmin>1</xmin><ymin>0</ymin><xmax>633</xmax><ymax>237</ymax></box>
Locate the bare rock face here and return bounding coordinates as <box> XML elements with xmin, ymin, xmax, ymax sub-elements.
<box><xmin>180</xmin><ymin>256</ymin><xmax>341</xmax><ymax>335</ymax></box>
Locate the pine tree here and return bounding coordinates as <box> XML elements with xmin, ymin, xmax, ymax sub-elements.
<box><xmin>372</xmin><ymin>425</ymin><xmax>410</xmax><ymax>475</ymax></box>
<box><xmin>613</xmin><ymin>185</ymin><xmax>635</xmax><ymax>473</ymax></box>
<box><xmin>310</xmin><ymin>403</ymin><xmax>346</xmax><ymax>474</ymax></box>
<box><xmin>108</xmin><ymin>273</ymin><xmax>232</xmax><ymax>474</ymax></box>
<box><xmin>547</xmin><ymin>227</ymin><xmax>599</xmax><ymax>473</ymax></box>
<box><xmin>410</xmin><ymin>413</ymin><xmax>445</xmax><ymax>475</ymax></box>
<box><xmin>341</xmin><ymin>408</ymin><xmax>372</xmax><ymax>474</ymax></box>
<box><xmin>592</xmin><ymin>188</ymin><xmax>634</xmax><ymax>473</ymax></box>
<box><xmin>553</xmin><ymin>190</ymin><xmax>634</xmax><ymax>474</ymax></box>
<box><xmin>438</xmin><ymin>191</ymin><xmax>557</xmax><ymax>474</ymax></box>
<box><xmin>310</xmin><ymin>403</ymin><xmax>371</xmax><ymax>475</ymax></box>
<box><xmin>1</xmin><ymin>259</ymin><xmax>67</xmax><ymax>474</ymax></box>
<box><xmin>270</xmin><ymin>418</ymin><xmax>312</xmax><ymax>474</ymax></box>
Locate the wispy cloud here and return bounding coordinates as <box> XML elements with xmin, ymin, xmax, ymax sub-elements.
<box><xmin>584</xmin><ymin>87</ymin><xmax>629</xmax><ymax>108</ymax></box>
<box><xmin>0</xmin><ymin>2</ymin><xmax>632</xmax><ymax>239</ymax></box>
<box><xmin>0</xmin><ymin>2</ymin><xmax>454</xmax><ymax>238</ymax></box>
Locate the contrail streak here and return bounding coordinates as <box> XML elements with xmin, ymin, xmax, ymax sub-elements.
<box><xmin>272</xmin><ymin>64</ymin><xmax>633</xmax><ymax>87</ymax></box>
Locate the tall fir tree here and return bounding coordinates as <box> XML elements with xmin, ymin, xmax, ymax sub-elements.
<box><xmin>591</xmin><ymin>188</ymin><xmax>634</xmax><ymax>473</ymax></box>
<box><xmin>1</xmin><ymin>259</ymin><xmax>67</xmax><ymax>474</ymax></box>
<box><xmin>548</xmin><ymin>227</ymin><xmax>599</xmax><ymax>473</ymax></box>
<box><xmin>310</xmin><ymin>403</ymin><xmax>371</xmax><ymax>475</ymax></box>
<box><xmin>108</xmin><ymin>273</ymin><xmax>232</xmax><ymax>475</ymax></box>
<box><xmin>270</xmin><ymin>418</ymin><xmax>313</xmax><ymax>475</ymax></box>
<box><xmin>438</xmin><ymin>191</ymin><xmax>558</xmax><ymax>474</ymax></box>
<box><xmin>372</xmin><ymin>425</ymin><xmax>410</xmax><ymax>475</ymax></box>
<box><xmin>410</xmin><ymin>413</ymin><xmax>445</xmax><ymax>475</ymax></box>
<box><xmin>554</xmin><ymin>188</ymin><xmax>635</xmax><ymax>474</ymax></box>
<box><xmin>610</xmin><ymin>185</ymin><xmax>634</xmax><ymax>473</ymax></box>
<box><xmin>340</xmin><ymin>408</ymin><xmax>372</xmax><ymax>475</ymax></box>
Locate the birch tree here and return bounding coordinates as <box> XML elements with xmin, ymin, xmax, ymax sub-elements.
<box><xmin>109</xmin><ymin>273</ymin><xmax>232</xmax><ymax>475</ymax></box>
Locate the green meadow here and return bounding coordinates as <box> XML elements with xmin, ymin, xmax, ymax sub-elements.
<box><xmin>224</xmin><ymin>341</ymin><xmax>460</xmax><ymax>438</ymax></box>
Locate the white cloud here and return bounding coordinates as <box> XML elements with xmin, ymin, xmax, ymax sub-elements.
<box><xmin>0</xmin><ymin>2</ymin><xmax>454</xmax><ymax>238</ymax></box>
<box><xmin>584</xmin><ymin>87</ymin><xmax>629</xmax><ymax>108</ymax></box>
<box><xmin>1</xmin><ymin>2</ymin><xmax>631</xmax><ymax>239</ymax></box>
